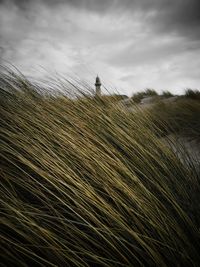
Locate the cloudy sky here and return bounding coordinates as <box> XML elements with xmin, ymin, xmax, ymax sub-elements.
<box><xmin>0</xmin><ymin>0</ymin><xmax>200</xmax><ymax>95</ymax></box>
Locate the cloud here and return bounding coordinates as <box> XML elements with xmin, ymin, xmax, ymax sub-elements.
<box><xmin>0</xmin><ymin>0</ymin><xmax>200</xmax><ymax>95</ymax></box>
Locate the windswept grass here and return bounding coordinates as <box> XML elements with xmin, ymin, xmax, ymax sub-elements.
<box><xmin>131</xmin><ymin>89</ymin><xmax>158</xmax><ymax>103</ymax></box>
<box><xmin>161</xmin><ymin>91</ymin><xmax>174</xmax><ymax>98</ymax></box>
<box><xmin>185</xmin><ymin>89</ymin><xmax>200</xmax><ymax>100</ymax></box>
<box><xmin>1</xmin><ymin>70</ymin><xmax>200</xmax><ymax>266</ymax></box>
<box><xmin>147</xmin><ymin>98</ymin><xmax>200</xmax><ymax>140</ymax></box>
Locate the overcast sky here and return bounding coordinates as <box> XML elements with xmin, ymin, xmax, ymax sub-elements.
<box><xmin>0</xmin><ymin>0</ymin><xmax>200</xmax><ymax>95</ymax></box>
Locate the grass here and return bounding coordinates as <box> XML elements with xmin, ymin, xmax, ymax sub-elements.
<box><xmin>131</xmin><ymin>89</ymin><xmax>158</xmax><ymax>103</ymax></box>
<box><xmin>185</xmin><ymin>89</ymin><xmax>200</xmax><ymax>100</ymax></box>
<box><xmin>147</xmin><ymin>97</ymin><xmax>200</xmax><ymax>140</ymax></box>
<box><xmin>1</xmin><ymin>70</ymin><xmax>200</xmax><ymax>266</ymax></box>
<box><xmin>161</xmin><ymin>91</ymin><xmax>174</xmax><ymax>98</ymax></box>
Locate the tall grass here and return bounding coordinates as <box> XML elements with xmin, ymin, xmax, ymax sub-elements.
<box><xmin>131</xmin><ymin>89</ymin><xmax>158</xmax><ymax>103</ymax></box>
<box><xmin>1</xmin><ymin>70</ymin><xmax>200</xmax><ymax>266</ymax></box>
<box><xmin>185</xmin><ymin>89</ymin><xmax>200</xmax><ymax>100</ymax></box>
<box><xmin>147</xmin><ymin>98</ymin><xmax>200</xmax><ymax>140</ymax></box>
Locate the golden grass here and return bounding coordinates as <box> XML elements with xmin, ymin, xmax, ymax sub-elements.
<box><xmin>1</xmin><ymin>71</ymin><xmax>200</xmax><ymax>266</ymax></box>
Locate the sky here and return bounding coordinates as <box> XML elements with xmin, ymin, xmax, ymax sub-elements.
<box><xmin>0</xmin><ymin>0</ymin><xmax>200</xmax><ymax>96</ymax></box>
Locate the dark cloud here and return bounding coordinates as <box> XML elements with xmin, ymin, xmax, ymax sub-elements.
<box><xmin>1</xmin><ymin>0</ymin><xmax>200</xmax><ymax>37</ymax></box>
<box><xmin>153</xmin><ymin>0</ymin><xmax>200</xmax><ymax>38</ymax></box>
<box><xmin>173</xmin><ymin>0</ymin><xmax>200</xmax><ymax>25</ymax></box>
<box><xmin>0</xmin><ymin>0</ymin><xmax>30</xmax><ymax>10</ymax></box>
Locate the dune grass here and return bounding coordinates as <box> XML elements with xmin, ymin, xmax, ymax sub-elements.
<box><xmin>1</xmin><ymin>70</ymin><xmax>200</xmax><ymax>266</ymax></box>
<box><xmin>146</xmin><ymin>97</ymin><xmax>200</xmax><ymax>140</ymax></box>
<box><xmin>131</xmin><ymin>89</ymin><xmax>158</xmax><ymax>103</ymax></box>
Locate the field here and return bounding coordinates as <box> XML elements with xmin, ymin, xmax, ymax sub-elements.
<box><xmin>1</xmin><ymin>70</ymin><xmax>200</xmax><ymax>266</ymax></box>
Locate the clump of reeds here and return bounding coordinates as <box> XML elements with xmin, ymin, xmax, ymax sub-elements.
<box><xmin>1</xmin><ymin>69</ymin><xmax>200</xmax><ymax>267</ymax></box>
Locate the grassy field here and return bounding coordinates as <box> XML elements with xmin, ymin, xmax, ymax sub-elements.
<box><xmin>1</xmin><ymin>70</ymin><xmax>200</xmax><ymax>266</ymax></box>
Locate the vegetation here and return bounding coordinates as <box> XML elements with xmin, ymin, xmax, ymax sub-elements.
<box><xmin>185</xmin><ymin>89</ymin><xmax>200</xmax><ymax>100</ymax></box>
<box><xmin>161</xmin><ymin>91</ymin><xmax>174</xmax><ymax>98</ymax></box>
<box><xmin>132</xmin><ymin>88</ymin><xmax>200</xmax><ymax>104</ymax></box>
<box><xmin>131</xmin><ymin>89</ymin><xmax>158</xmax><ymax>103</ymax></box>
<box><xmin>1</xmin><ymin>70</ymin><xmax>200</xmax><ymax>267</ymax></box>
<box><xmin>146</xmin><ymin>98</ymin><xmax>200</xmax><ymax>139</ymax></box>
